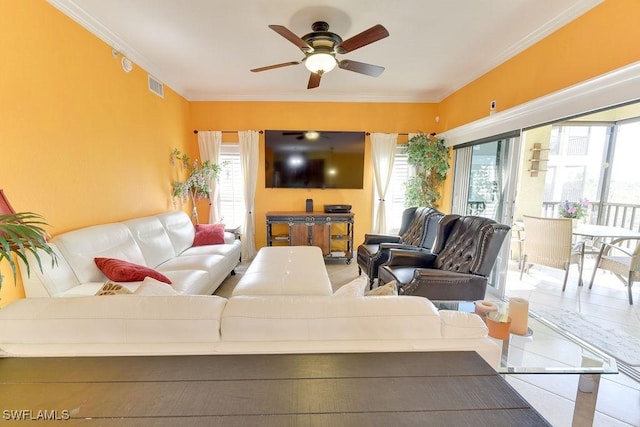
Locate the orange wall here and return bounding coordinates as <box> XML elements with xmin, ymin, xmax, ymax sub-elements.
<box><xmin>2</xmin><ymin>0</ymin><xmax>639</xmax><ymax>304</ymax></box>
<box><xmin>190</xmin><ymin>102</ymin><xmax>437</xmax><ymax>248</ymax></box>
<box><xmin>438</xmin><ymin>0</ymin><xmax>640</xmax><ymax>130</ymax></box>
<box><xmin>0</xmin><ymin>2</ymin><xmax>192</xmax><ymax>305</ymax></box>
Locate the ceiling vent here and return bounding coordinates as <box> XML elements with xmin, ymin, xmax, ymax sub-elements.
<box><xmin>148</xmin><ymin>74</ymin><xmax>164</xmax><ymax>98</ymax></box>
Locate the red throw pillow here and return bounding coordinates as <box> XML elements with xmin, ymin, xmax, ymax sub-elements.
<box><xmin>193</xmin><ymin>223</ymin><xmax>226</xmax><ymax>246</ymax></box>
<box><xmin>94</xmin><ymin>257</ymin><xmax>172</xmax><ymax>284</ymax></box>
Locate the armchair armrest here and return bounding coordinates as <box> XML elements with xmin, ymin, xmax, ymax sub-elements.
<box><xmin>385</xmin><ymin>248</ymin><xmax>437</xmax><ymax>268</ymax></box>
<box><xmin>378</xmin><ymin>242</ymin><xmax>424</xmax><ymax>251</ymax></box>
<box><xmin>362</xmin><ymin>233</ymin><xmax>402</xmax><ymax>245</ymax></box>
<box><xmin>599</xmin><ymin>237</ymin><xmax>640</xmax><ymax>258</ymax></box>
<box><xmin>372</xmin><ymin>242</ymin><xmax>427</xmax><ymax>263</ymax></box>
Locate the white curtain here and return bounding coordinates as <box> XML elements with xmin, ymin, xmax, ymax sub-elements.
<box><xmin>197</xmin><ymin>131</ymin><xmax>222</xmax><ymax>223</ymax></box>
<box><xmin>371</xmin><ymin>132</ymin><xmax>398</xmax><ymax>233</ymax></box>
<box><xmin>239</xmin><ymin>130</ymin><xmax>259</xmax><ymax>260</ymax></box>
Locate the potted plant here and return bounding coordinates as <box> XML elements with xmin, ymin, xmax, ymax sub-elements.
<box><xmin>403</xmin><ymin>132</ymin><xmax>450</xmax><ymax>208</ymax></box>
<box><xmin>558</xmin><ymin>198</ymin><xmax>590</xmax><ymax>226</ymax></box>
<box><xmin>0</xmin><ymin>212</ymin><xmax>57</xmax><ymax>290</ymax></box>
<box><xmin>170</xmin><ymin>149</ymin><xmax>221</xmax><ymax>224</ymax></box>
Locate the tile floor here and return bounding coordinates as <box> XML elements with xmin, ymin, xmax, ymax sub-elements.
<box><xmin>500</xmin><ymin>259</ymin><xmax>640</xmax><ymax>426</ymax></box>
<box><xmin>323</xmin><ymin>258</ymin><xmax>640</xmax><ymax>427</ymax></box>
<box><xmin>218</xmin><ymin>257</ymin><xmax>640</xmax><ymax>426</ymax></box>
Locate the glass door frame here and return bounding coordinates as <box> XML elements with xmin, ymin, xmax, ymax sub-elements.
<box><xmin>451</xmin><ymin>134</ymin><xmax>522</xmax><ymax>298</ymax></box>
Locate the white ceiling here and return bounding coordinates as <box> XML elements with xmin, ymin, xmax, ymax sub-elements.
<box><xmin>49</xmin><ymin>0</ymin><xmax>603</xmax><ymax>103</ymax></box>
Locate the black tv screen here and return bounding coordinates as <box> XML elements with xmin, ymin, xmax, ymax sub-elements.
<box><xmin>264</xmin><ymin>130</ymin><xmax>365</xmax><ymax>189</ymax></box>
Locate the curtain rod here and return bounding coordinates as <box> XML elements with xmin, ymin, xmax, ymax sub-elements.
<box><xmin>194</xmin><ymin>130</ymin><xmax>432</xmax><ymax>136</ymax></box>
<box><xmin>365</xmin><ymin>132</ymin><xmax>439</xmax><ymax>136</ymax></box>
<box><xmin>193</xmin><ymin>130</ymin><xmax>264</xmax><ymax>134</ymax></box>
<box><xmin>366</xmin><ymin>132</ymin><xmax>409</xmax><ymax>136</ymax></box>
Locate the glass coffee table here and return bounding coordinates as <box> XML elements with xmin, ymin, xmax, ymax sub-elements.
<box><xmin>434</xmin><ymin>301</ymin><xmax>618</xmax><ymax>427</ymax></box>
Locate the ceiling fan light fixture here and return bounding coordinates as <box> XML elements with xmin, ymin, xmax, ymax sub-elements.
<box><xmin>304</xmin><ymin>131</ymin><xmax>320</xmax><ymax>140</ymax></box>
<box><xmin>305</xmin><ymin>53</ymin><xmax>337</xmax><ymax>74</ymax></box>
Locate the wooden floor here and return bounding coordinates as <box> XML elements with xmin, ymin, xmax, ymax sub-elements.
<box><xmin>0</xmin><ymin>352</ymin><xmax>550</xmax><ymax>426</ymax></box>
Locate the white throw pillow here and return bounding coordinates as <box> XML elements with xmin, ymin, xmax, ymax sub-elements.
<box><xmin>133</xmin><ymin>277</ymin><xmax>180</xmax><ymax>296</ymax></box>
<box><xmin>365</xmin><ymin>280</ymin><xmax>398</xmax><ymax>296</ymax></box>
<box><xmin>332</xmin><ymin>277</ymin><xmax>368</xmax><ymax>297</ymax></box>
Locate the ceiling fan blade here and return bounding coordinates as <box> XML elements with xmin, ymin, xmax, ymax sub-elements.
<box><xmin>251</xmin><ymin>61</ymin><xmax>300</xmax><ymax>72</ymax></box>
<box><xmin>269</xmin><ymin>25</ymin><xmax>313</xmax><ymax>51</ymax></box>
<box><xmin>338</xmin><ymin>60</ymin><xmax>385</xmax><ymax>77</ymax></box>
<box><xmin>307</xmin><ymin>72</ymin><xmax>321</xmax><ymax>89</ymax></box>
<box><xmin>335</xmin><ymin>24</ymin><xmax>389</xmax><ymax>54</ymax></box>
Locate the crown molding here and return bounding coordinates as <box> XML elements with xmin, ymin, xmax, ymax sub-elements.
<box><xmin>436</xmin><ymin>0</ymin><xmax>605</xmax><ymax>102</ymax></box>
<box><xmin>48</xmin><ymin>0</ymin><xmax>604</xmax><ymax>104</ymax></box>
<box><xmin>46</xmin><ymin>0</ymin><xmax>186</xmax><ymax>96</ymax></box>
<box><xmin>441</xmin><ymin>61</ymin><xmax>640</xmax><ymax>146</ymax></box>
<box><xmin>185</xmin><ymin>91</ymin><xmax>435</xmax><ymax>103</ymax></box>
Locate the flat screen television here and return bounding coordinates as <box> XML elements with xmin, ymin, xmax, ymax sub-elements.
<box><xmin>264</xmin><ymin>130</ymin><xmax>365</xmax><ymax>189</ymax></box>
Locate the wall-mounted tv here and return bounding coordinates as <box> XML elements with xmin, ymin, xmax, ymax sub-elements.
<box><xmin>264</xmin><ymin>130</ymin><xmax>365</xmax><ymax>189</ymax></box>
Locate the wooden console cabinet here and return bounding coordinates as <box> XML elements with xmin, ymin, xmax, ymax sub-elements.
<box><xmin>266</xmin><ymin>211</ymin><xmax>354</xmax><ymax>263</ymax></box>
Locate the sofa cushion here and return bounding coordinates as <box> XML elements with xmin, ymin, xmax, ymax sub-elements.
<box><xmin>58</xmin><ymin>282</ymin><xmax>139</xmax><ymax>297</ymax></box>
<box><xmin>193</xmin><ymin>223</ymin><xmax>226</xmax><ymax>246</ymax></box>
<box><xmin>95</xmin><ymin>257</ymin><xmax>172</xmax><ymax>284</ymax></box>
<box><xmin>53</xmin><ymin>223</ymin><xmax>146</xmax><ymax>284</ymax></box>
<box><xmin>124</xmin><ymin>216</ymin><xmax>177</xmax><ymax>267</ymax></box>
<box><xmin>439</xmin><ymin>310</ymin><xmax>489</xmax><ymax>339</ymax></box>
<box><xmin>156</xmin><ymin>211</ymin><xmax>196</xmax><ymax>255</ymax></box>
<box><xmin>0</xmin><ymin>296</ymin><xmax>227</xmax><ymax>346</ymax></box>
<box><xmin>181</xmin><ymin>237</ymin><xmax>241</xmax><ymax>258</ymax></box>
<box><xmin>221</xmin><ymin>295</ymin><xmax>442</xmax><ymax>341</ymax></box>
<box><xmin>18</xmin><ymin>243</ymin><xmax>80</xmax><ymax>297</ymax></box>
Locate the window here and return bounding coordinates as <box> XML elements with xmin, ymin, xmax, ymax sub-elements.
<box><xmin>218</xmin><ymin>144</ymin><xmax>245</xmax><ymax>229</ymax></box>
<box><xmin>380</xmin><ymin>145</ymin><xmax>413</xmax><ymax>233</ymax></box>
<box><xmin>544</xmin><ymin>124</ymin><xmax>609</xmax><ymax>206</ymax></box>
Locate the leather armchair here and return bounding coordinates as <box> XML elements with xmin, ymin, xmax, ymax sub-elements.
<box><xmin>356</xmin><ymin>207</ymin><xmax>443</xmax><ymax>287</ymax></box>
<box><xmin>378</xmin><ymin>215</ymin><xmax>510</xmax><ymax>301</ymax></box>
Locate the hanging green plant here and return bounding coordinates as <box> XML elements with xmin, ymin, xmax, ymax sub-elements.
<box><xmin>403</xmin><ymin>132</ymin><xmax>450</xmax><ymax>208</ymax></box>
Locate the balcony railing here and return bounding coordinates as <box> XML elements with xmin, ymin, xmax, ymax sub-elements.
<box><xmin>542</xmin><ymin>201</ymin><xmax>640</xmax><ymax>232</ymax></box>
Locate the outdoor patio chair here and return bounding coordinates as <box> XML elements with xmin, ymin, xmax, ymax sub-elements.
<box><xmin>588</xmin><ymin>237</ymin><xmax>640</xmax><ymax>305</ymax></box>
<box><xmin>520</xmin><ymin>215</ymin><xmax>584</xmax><ymax>291</ymax></box>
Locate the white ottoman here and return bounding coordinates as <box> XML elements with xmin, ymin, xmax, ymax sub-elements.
<box><xmin>232</xmin><ymin>246</ymin><xmax>333</xmax><ymax>296</ymax></box>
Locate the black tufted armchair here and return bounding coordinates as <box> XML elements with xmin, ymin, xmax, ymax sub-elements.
<box><xmin>356</xmin><ymin>207</ymin><xmax>443</xmax><ymax>288</ymax></box>
<box><xmin>378</xmin><ymin>215</ymin><xmax>510</xmax><ymax>301</ymax></box>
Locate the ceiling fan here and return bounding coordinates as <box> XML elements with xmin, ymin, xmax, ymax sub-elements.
<box><xmin>251</xmin><ymin>21</ymin><xmax>389</xmax><ymax>89</ymax></box>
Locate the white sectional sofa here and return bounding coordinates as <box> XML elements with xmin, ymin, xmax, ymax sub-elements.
<box><xmin>0</xmin><ymin>292</ymin><xmax>501</xmax><ymax>368</ymax></box>
<box><xmin>1</xmin><ymin>246</ymin><xmax>502</xmax><ymax>368</ymax></box>
<box><xmin>19</xmin><ymin>211</ymin><xmax>241</xmax><ymax>297</ymax></box>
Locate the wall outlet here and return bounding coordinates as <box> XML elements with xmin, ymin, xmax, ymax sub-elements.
<box><xmin>490</xmin><ymin>100</ymin><xmax>496</xmax><ymax>115</ymax></box>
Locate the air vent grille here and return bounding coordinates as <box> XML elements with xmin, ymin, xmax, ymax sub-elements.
<box><xmin>148</xmin><ymin>75</ymin><xmax>164</xmax><ymax>98</ymax></box>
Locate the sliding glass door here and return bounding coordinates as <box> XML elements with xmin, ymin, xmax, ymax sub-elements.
<box><xmin>451</xmin><ymin>135</ymin><xmax>522</xmax><ymax>297</ymax></box>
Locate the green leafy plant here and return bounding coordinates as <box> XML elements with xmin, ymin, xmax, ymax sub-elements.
<box><xmin>170</xmin><ymin>148</ymin><xmax>222</xmax><ymax>223</ymax></box>
<box><xmin>403</xmin><ymin>132</ymin><xmax>450</xmax><ymax>208</ymax></box>
<box><xmin>0</xmin><ymin>212</ymin><xmax>57</xmax><ymax>290</ymax></box>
